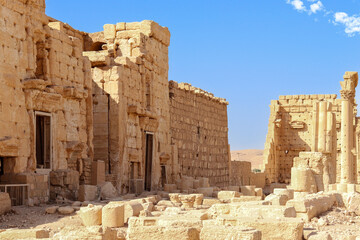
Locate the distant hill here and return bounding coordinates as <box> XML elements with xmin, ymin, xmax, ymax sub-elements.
<box><xmin>231</xmin><ymin>149</ymin><xmax>264</xmax><ymax>171</ymax></box>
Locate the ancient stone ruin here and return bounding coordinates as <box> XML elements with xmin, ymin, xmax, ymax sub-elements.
<box><xmin>2</xmin><ymin>1</ymin><xmax>360</xmax><ymax>240</ymax></box>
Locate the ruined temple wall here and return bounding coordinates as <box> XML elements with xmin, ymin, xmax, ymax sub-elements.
<box><xmin>169</xmin><ymin>81</ymin><xmax>230</xmax><ymax>187</ymax></box>
<box><xmin>263</xmin><ymin>94</ymin><xmax>348</xmax><ymax>185</ymax></box>
<box><xmin>0</xmin><ymin>0</ymin><xmax>93</xmax><ymax>202</ymax></box>
<box><xmin>89</xmin><ymin>21</ymin><xmax>172</xmax><ymax>193</ymax></box>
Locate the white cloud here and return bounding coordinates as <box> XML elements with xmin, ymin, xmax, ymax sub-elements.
<box><xmin>334</xmin><ymin>12</ymin><xmax>360</xmax><ymax>36</ymax></box>
<box><xmin>286</xmin><ymin>0</ymin><xmax>306</xmax><ymax>12</ymax></box>
<box><xmin>309</xmin><ymin>1</ymin><xmax>324</xmax><ymax>14</ymax></box>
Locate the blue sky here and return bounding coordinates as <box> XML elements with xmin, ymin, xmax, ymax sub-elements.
<box><xmin>46</xmin><ymin>1</ymin><xmax>360</xmax><ymax>150</ymax></box>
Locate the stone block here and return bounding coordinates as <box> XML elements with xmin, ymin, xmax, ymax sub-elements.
<box><xmin>227</xmin><ymin>186</ymin><xmax>240</xmax><ymax>192</ymax></box>
<box><xmin>103</xmin><ymin>24</ymin><xmax>116</xmax><ymax>40</ymax></box>
<box><xmin>0</xmin><ymin>192</ymin><xmax>11</xmax><ymax>215</ymax></box>
<box><xmin>0</xmin><ymin>229</ymin><xmax>50</xmax><ymax>239</ymax></box>
<box><xmin>196</xmin><ymin>187</ymin><xmax>213</xmax><ymax>197</ymax></box>
<box><xmin>274</xmin><ymin>188</ymin><xmax>294</xmax><ymax>199</ymax></box>
<box><xmin>124</xmin><ymin>200</ymin><xmax>144</xmax><ymax>223</ymax></box>
<box><xmin>218</xmin><ymin>191</ymin><xmax>241</xmax><ymax>202</ymax></box>
<box><xmin>91</xmin><ymin>160</ymin><xmax>105</xmax><ymax>185</ymax></box>
<box><xmin>217</xmin><ymin>216</ymin><xmax>304</xmax><ymax>240</ymax></box>
<box><xmin>164</xmin><ymin>184</ymin><xmax>177</xmax><ymax>192</ymax></box>
<box><xmin>240</xmin><ymin>186</ymin><xmax>255</xmax><ymax>196</ymax></box>
<box><xmin>265</xmin><ymin>193</ymin><xmax>289</xmax><ymax>205</ymax></box>
<box><xmin>79</xmin><ymin>204</ymin><xmax>103</xmax><ymax>226</ymax></box>
<box><xmin>102</xmin><ymin>202</ymin><xmax>125</xmax><ymax>227</ymax></box>
<box><xmin>231</xmin><ymin>196</ymin><xmax>262</xmax><ymax>203</ymax></box>
<box><xmin>202</xmin><ymin>198</ymin><xmax>221</xmax><ymax>206</ymax></box>
<box><xmin>58</xmin><ymin>206</ymin><xmax>74</xmax><ymax>215</ymax></box>
<box><xmin>79</xmin><ymin>185</ymin><xmax>98</xmax><ymax>202</ymax></box>
<box><xmin>100</xmin><ymin>182</ymin><xmax>117</xmax><ymax>199</ymax></box>
<box><xmin>200</xmin><ymin>225</ymin><xmax>261</xmax><ymax>240</ymax></box>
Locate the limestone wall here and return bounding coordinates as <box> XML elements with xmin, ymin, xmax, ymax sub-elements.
<box><xmin>0</xmin><ymin>0</ymin><xmax>93</xmax><ymax>203</ymax></box>
<box><xmin>89</xmin><ymin>21</ymin><xmax>172</xmax><ymax>193</ymax></box>
<box><xmin>263</xmin><ymin>94</ymin><xmax>350</xmax><ymax>185</ymax></box>
<box><xmin>169</xmin><ymin>81</ymin><xmax>230</xmax><ymax>187</ymax></box>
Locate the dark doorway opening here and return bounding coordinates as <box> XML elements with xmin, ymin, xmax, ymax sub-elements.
<box><xmin>161</xmin><ymin>165</ymin><xmax>166</xmax><ymax>188</ymax></box>
<box><xmin>144</xmin><ymin>133</ymin><xmax>153</xmax><ymax>191</ymax></box>
<box><xmin>0</xmin><ymin>157</ymin><xmax>4</xmax><ymax>175</ymax></box>
<box><xmin>36</xmin><ymin>114</ymin><xmax>51</xmax><ymax>169</ymax></box>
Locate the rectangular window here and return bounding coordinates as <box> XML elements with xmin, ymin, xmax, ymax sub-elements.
<box><xmin>35</xmin><ymin>113</ymin><xmax>51</xmax><ymax>169</ymax></box>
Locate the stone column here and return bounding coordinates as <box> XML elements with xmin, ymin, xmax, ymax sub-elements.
<box><xmin>318</xmin><ymin>101</ymin><xmax>327</xmax><ymax>152</ymax></box>
<box><xmin>340</xmin><ymin>72</ymin><xmax>358</xmax><ymax>184</ymax></box>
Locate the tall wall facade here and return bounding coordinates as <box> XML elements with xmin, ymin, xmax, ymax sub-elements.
<box><xmin>263</xmin><ymin>93</ymin><xmax>356</xmax><ymax>185</ymax></box>
<box><xmin>1</xmin><ymin>1</ymin><xmax>231</xmax><ymax>200</ymax></box>
<box><xmin>87</xmin><ymin>21</ymin><xmax>172</xmax><ymax>193</ymax></box>
<box><xmin>0</xmin><ymin>0</ymin><xmax>93</xmax><ymax>203</ymax></box>
<box><xmin>169</xmin><ymin>81</ymin><xmax>230</xmax><ymax>187</ymax></box>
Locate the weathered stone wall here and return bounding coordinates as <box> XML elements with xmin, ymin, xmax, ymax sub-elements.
<box><xmin>0</xmin><ymin>0</ymin><xmax>93</xmax><ymax>202</ymax></box>
<box><xmin>169</xmin><ymin>81</ymin><xmax>230</xmax><ymax>187</ymax></box>
<box><xmin>263</xmin><ymin>94</ymin><xmax>349</xmax><ymax>185</ymax></box>
<box><xmin>230</xmin><ymin>161</ymin><xmax>252</xmax><ymax>186</ymax></box>
<box><xmin>89</xmin><ymin>21</ymin><xmax>172</xmax><ymax>193</ymax></box>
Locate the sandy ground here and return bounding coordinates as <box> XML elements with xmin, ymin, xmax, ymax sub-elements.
<box><xmin>231</xmin><ymin>149</ymin><xmax>264</xmax><ymax>170</ymax></box>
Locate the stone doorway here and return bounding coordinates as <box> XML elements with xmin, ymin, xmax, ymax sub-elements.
<box><xmin>35</xmin><ymin>113</ymin><xmax>51</xmax><ymax>169</ymax></box>
<box><xmin>144</xmin><ymin>133</ymin><xmax>153</xmax><ymax>191</ymax></box>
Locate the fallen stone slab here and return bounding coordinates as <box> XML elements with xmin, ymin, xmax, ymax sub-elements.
<box><xmin>0</xmin><ymin>229</ymin><xmax>50</xmax><ymax>239</ymax></box>
<box><xmin>286</xmin><ymin>193</ymin><xmax>336</xmax><ymax>221</ymax></box>
<box><xmin>231</xmin><ymin>196</ymin><xmax>262</xmax><ymax>203</ymax></box>
<box><xmin>214</xmin><ymin>216</ymin><xmax>304</xmax><ymax>240</ymax></box>
<box><xmin>200</xmin><ymin>225</ymin><xmax>261</xmax><ymax>240</ymax></box>
<box><xmin>127</xmin><ymin>226</ymin><xmax>199</xmax><ymax>240</ymax></box>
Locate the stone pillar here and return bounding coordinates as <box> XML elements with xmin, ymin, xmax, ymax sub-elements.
<box><xmin>340</xmin><ymin>72</ymin><xmax>358</xmax><ymax>184</ymax></box>
<box><xmin>318</xmin><ymin>101</ymin><xmax>327</xmax><ymax>152</ymax></box>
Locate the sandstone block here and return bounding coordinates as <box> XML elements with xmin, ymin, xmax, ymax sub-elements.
<box><xmin>45</xmin><ymin>206</ymin><xmax>59</xmax><ymax>214</ymax></box>
<box><xmin>228</xmin><ymin>186</ymin><xmax>240</xmax><ymax>192</ymax></box>
<box><xmin>231</xmin><ymin>196</ymin><xmax>262</xmax><ymax>203</ymax></box>
<box><xmin>0</xmin><ymin>193</ymin><xmax>11</xmax><ymax>215</ymax></box>
<box><xmin>124</xmin><ymin>200</ymin><xmax>144</xmax><ymax>223</ymax></box>
<box><xmin>197</xmin><ymin>187</ymin><xmax>213</xmax><ymax>197</ymax></box>
<box><xmin>265</xmin><ymin>193</ymin><xmax>289</xmax><ymax>205</ymax></box>
<box><xmin>79</xmin><ymin>185</ymin><xmax>98</xmax><ymax>202</ymax></box>
<box><xmin>103</xmin><ymin>24</ymin><xmax>116</xmax><ymax>40</ymax></box>
<box><xmin>202</xmin><ymin>198</ymin><xmax>221</xmax><ymax>206</ymax></box>
<box><xmin>218</xmin><ymin>191</ymin><xmax>241</xmax><ymax>202</ymax></box>
<box><xmin>100</xmin><ymin>182</ymin><xmax>117</xmax><ymax>199</ymax></box>
<box><xmin>102</xmin><ymin>202</ymin><xmax>125</xmax><ymax>227</ymax></box>
<box><xmin>58</xmin><ymin>206</ymin><xmax>74</xmax><ymax>215</ymax></box>
<box><xmin>274</xmin><ymin>188</ymin><xmax>294</xmax><ymax>199</ymax></box>
<box><xmin>164</xmin><ymin>184</ymin><xmax>177</xmax><ymax>192</ymax></box>
<box><xmin>79</xmin><ymin>204</ymin><xmax>103</xmax><ymax>226</ymax></box>
<box><xmin>218</xmin><ymin>216</ymin><xmax>304</xmax><ymax>240</ymax></box>
<box><xmin>200</xmin><ymin>225</ymin><xmax>261</xmax><ymax>240</ymax></box>
<box><xmin>240</xmin><ymin>186</ymin><xmax>255</xmax><ymax>196</ymax></box>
